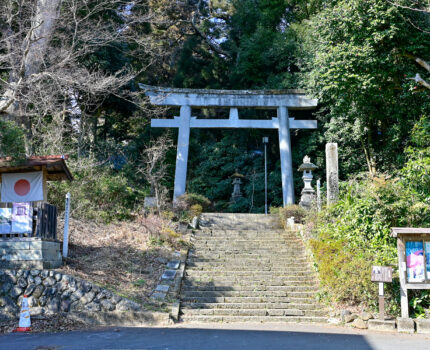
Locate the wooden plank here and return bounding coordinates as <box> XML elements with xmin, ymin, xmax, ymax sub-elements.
<box><xmin>405</xmin><ymin>284</ymin><xmax>430</xmax><ymax>289</ymax></box>
<box><xmin>391</xmin><ymin>227</ymin><xmax>430</xmax><ymax>237</ymax></box>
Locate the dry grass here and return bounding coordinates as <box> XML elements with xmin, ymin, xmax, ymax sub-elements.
<box><xmin>56</xmin><ymin>214</ymin><xmax>187</xmax><ymax>309</ymax></box>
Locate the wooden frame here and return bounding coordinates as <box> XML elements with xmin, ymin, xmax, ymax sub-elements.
<box><xmin>391</xmin><ymin>228</ymin><xmax>430</xmax><ymax>318</ymax></box>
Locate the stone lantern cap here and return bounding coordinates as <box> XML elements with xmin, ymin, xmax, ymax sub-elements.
<box><xmin>298</xmin><ymin>155</ymin><xmax>318</xmax><ymax>172</ymax></box>
<box><xmin>230</xmin><ymin>170</ymin><xmax>245</xmax><ymax>179</ymax></box>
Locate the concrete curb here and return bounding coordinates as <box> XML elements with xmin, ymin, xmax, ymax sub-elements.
<box><xmin>67</xmin><ymin>310</ymin><xmax>170</xmax><ymax>326</ymax></box>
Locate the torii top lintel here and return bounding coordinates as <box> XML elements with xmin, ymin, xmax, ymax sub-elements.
<box><xmin>139</xmin><ymin>84</ymin><xmax>318</xmax><ymax>109</ymax></box>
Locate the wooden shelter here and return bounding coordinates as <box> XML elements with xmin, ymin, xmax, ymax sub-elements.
<box><xmin>0</xmin><ymin>155</ymin><xmax>72</xmax><ymax>268</ymax></box>
<box><xmin>0</xmin><ymin>155</ymin><xmax>72</xmax><ymax>203</ymax></box>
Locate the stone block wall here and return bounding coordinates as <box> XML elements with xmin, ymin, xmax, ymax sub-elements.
<box><xmin>0</xmin><ymin>238</ymin><xmax>62</xmax><ymax>269</ymax></box>
<box><xmin>0</xmin><ymin>269</ymin><xmax>144</xmax><ymax>320</ymax></box>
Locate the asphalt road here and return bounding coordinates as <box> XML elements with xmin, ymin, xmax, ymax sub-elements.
<box><xmin>1</xmin><ymin>323</ymin><xmax>429</xmax><ymax>350</ymax></box>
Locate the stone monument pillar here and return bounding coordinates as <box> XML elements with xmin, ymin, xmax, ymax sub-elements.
<box><xmin>298</xmin><ymin>156</ymin><xmax>318</xmax><ymax>209</ymax></box>
<box><xmin>326</xmin><ymin>143</ymin><xmax>339</xmax><ymax>205</ymax></box>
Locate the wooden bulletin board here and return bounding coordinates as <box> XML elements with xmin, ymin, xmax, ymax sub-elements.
<box><xmin>391</xmin><ymin>227</ymin><xmax>430</xmax><ymax>318</ymax></box>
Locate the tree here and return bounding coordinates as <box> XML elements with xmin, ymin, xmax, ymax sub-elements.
<box><xmin>297</xmin><ymin>0</ymin><xmax>430</xmax><ymax>176</ymax></box>
<box><xmin>0</xmin><ymin>1</ymin><xmax>158</xmax><ymax>155</ymax></box>
<box><xmin>140</xmin><ymin>133</ymin><xmax>173</xmax><ymax>210</ymax></box>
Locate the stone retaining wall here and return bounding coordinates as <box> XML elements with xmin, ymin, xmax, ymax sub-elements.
<box><xmin>0</xmin><ymin>269</ymin><xmax>155</xmax><ymax>322</ymax></box>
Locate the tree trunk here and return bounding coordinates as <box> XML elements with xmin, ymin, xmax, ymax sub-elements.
<box><xmin>1</xmin><ymin>0</ymin><xmax>61</xmax><ymax>119</ymax></box>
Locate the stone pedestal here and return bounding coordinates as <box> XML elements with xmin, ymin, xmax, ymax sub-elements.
<box><xmin>416</xmin><ymin>319</ymin><xmax>430</xmax><ymax>334</ymax></box>
<box><xmin>397</xmin><ymin>317</ymin><xmax>415</xmax><ymax>333</ymax></box>
<box><xmin>368</xmin><ymin>319</ymin><xmax>396</xmax><ymax>332</ymax></box>
<box><xmin>0</xmin><ymin>238</ymin><xmax>62</xmax><ymax>269</ymax></box>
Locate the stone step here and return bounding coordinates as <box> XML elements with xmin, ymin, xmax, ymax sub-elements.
<box><xmin>181</xmin><ymin>283</ymin><xmax>317</xmax><ymax>291</ymax></box>
<box><xmin>180</xmin><ymin>213</ymin><xmax>324</xmax><ymax>325</ymax></box>
<box><xmin>199</xmin><ymin>214</ymin><xmax>281</xmax><ymax>226</ymax></box>
<box><xmin>181</xmin><ymin>302</ymin><xmax>323</xmax><ymax>310</ymax></box>
<box><xmin>199</xmin><ymin>226</ymin><xmax>282</xmax><ymax>231</ymax></box>
<box><xmin>181</xmin><ymin>308</ymin><xmax>319</xmax><ymax>317</ymax></box>
<box><xmin>191</xmin><ymin>247</ymin><xmax>304</xmax><ymax>253</ymax></box>
<box><xmin>181</xmin><ymin>288</ymin><xmax>319</xmax><ymax>298</ymax></box>
<box><xmin>188</xmin><ymin>257</ymin><xmax>308</xmax><ymax>263</ymax></box>
<box><xmin>192</xmin><ymin>242</ymin><xmax>303</xmax><ymax>247</ymax></box>
<box><xmin>187</xmin><ymin>258</ymin><xmax>309</xmax><ymax>264</ymax></box>
<box><xmin>181</xmin><ymin>293</ymin><xmax>317</xmax><ymax>303</ymax></box>
<box><xmin>194</xmin><ymin>233</ymin><xmax>298</xmax><ymax>238</ymax></box>
<box><xmin>193</xmin><ymin>232</ymin><xmax>299</xmax><ymax>237</ymax></box>
<box><xmin>183</xmin><ymin>282</ymin><xmax>317</xmax><ymax>289</ymax></box>
<box><xmin>185</xmin><ymin>276</ymin><xmax>315</xmax><ymax>282</ymax></box>
<box><xmin>183</xmin><ymin>283</ymin><xmax>316</xmax><ymax>290</ymax></box>
<box><xmin>185</xmin><ymin>272</ymin><xmax>316</xmax><ymax>279</ymax></box>
<box><xmin>183</xmin><ymin>279</ymin><xmax>316</xmax><ymax>287</ymax></box>
<box><xmin>180</xmin><ymin>315</ymin><xmax>327</xmax><ymax>323</ymax></box>
<box><xmin>186</xmin><ymin>262</ymin><xmax>310</xmax><ymax>269</ymax></box>
<box><xmin>188</xmin><ymin>255</ymin><xmax>309</xmax><ymax>261</ymax></box>
<box><xmin>181</xmin><ymin>308</ymin><xmax>327</xmax><ymax>317</ymax></box>
<box><xmin>185</xmin><ymin>270</ymin><xmax>312</xmax><ymax>276</ymax></box>
<box><xmin>185</xmin><ymin>267</ymin><xmax>315</xmax><ymax>275</ymax></box>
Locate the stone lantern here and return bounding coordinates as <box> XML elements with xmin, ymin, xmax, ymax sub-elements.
<box><xmin>298</xmin><ymin>155</ymin><xmax>318</xmax><ymax>209</ymax></box>
<box><xmin>230</xmin><ymin>170</ymin><xmax>245</xmax><ymax>203</ymax></box>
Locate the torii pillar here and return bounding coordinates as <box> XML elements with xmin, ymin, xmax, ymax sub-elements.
<box><xmin>140</xmin><ymin>85</ymin><xmax>318</xmax><ymax>207</ymax></box>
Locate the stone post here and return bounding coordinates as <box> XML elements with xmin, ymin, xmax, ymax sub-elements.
<box><xmin>317</xmin><ymin>179</ymin><xmax>321</xmax><ymax>212</ymax></box>
<box><xmin>326</xmin><ymin>143</ymin><xmax>339</xmax><ymax>205</ymax></box>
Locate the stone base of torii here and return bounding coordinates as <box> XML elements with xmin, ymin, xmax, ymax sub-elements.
<box><xmin>139</xmin><ymin>84</ymin><xmax>318</xmax><ymax>207</ymax></box>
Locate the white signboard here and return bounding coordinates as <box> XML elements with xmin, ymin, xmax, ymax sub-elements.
<box><xmin>0</xmin><ymin>208</ymin><xmax>12</xmax><ymax>234</ymax></box>
<box><xmin>11</xmin><ymin>202</ymin><xmax>32</xmax><ymax>234</ymax></box>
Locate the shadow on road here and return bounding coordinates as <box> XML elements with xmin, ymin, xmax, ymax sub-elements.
<box><xmin>0</xmin><ymin>326</ymin><xmax>382</xmax><ymax>350</ymax></box>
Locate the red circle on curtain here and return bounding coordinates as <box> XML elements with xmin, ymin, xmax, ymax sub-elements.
<box><xmin>14</xmin><ymin>179</ymin><xmax>31</xmax><ymax>196</ymax></box>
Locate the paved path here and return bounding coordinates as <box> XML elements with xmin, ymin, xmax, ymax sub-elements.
<box><xmin>1</xmin><ymin>323</ymin><xmax>429</xmax><ymax>350</ymax></box>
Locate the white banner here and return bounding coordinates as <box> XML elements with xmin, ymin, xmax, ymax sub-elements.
<box><xmin>1</xmin><ymin>172</ymin><xmax>44</xmax><ymax>203</ymax></box>
<box><xmin>11</xmin><ymin>202</ymin><xmax>32</xmax><ymax>234</ymax></box>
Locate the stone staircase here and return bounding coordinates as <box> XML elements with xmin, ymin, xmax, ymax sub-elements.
<box><xmin>179</xmin><ymin>213</ymin><xmax>327</xmax><ymax>323</ymax></box>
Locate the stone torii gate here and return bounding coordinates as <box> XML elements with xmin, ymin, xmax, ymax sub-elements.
<box><xmin>140</xmin><ymin>85</ymin><xmax>318</xmax><ymax>207</ymax></box>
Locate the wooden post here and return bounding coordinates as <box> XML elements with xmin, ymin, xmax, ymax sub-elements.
<box><xmin>42</xmin><ymin>167</ymin><xmax>48</xmax><ymax>202</ymax></box>
<box><xmin>397</xmin><ymin>238</ymin><xmax>409</xmax><ymax>318</ymax></box>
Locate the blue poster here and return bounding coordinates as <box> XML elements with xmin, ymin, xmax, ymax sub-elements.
<box><xmin>406</xmin><ymin>241</ymin><xmax>425</xmax><ymax>282</ymax></box>
<box><xmin>0</xmin><ymin>208</ymin><xmax>12</xmax><ymax>234</ymax></box>
<box><xmin>425</xmin><ymin>243</ymin><xmax>430</xmax><ymax>280</ymax></box>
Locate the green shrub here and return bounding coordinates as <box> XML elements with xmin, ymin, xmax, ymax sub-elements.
<box><xmin>176</xmin><ymin>193</ymin><xmax>211</xmax><ymax>211</ymax></box>
<box><xmin>190</xmin><ymin>204</ymin><xmax>203</xmax><ymax>217</ymax></box>
<box><xmin>173</xmin><ymin>193</ymin><xmax>211</xmax><ymax>222</ymax></box>
<box><xmin>310</xmin><ymin>169</ymin><xmax>430</xmax><ymax>315</ymax></box>
<box><xmin>279</xmin><ymin>205</ymin><xmax>307</xmax><ymax>224</ymax></box>
<box><xmin>310</xmin><ymin>236</ymin><xmax>377</xmax><ymax>305</ymax></box>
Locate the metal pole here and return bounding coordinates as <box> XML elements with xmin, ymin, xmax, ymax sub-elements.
<box><xmin>63</xmin><ymin>192</ymin><xmax>71</xmax><ymax>258</ymax></box>
<box><xmin>264</xmin><ymin>142</ymin><xmax>268</xmax><ymax>215</ymax></box>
